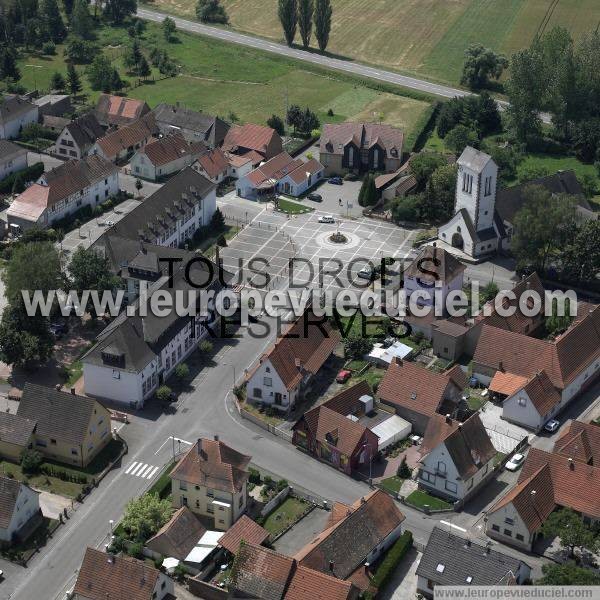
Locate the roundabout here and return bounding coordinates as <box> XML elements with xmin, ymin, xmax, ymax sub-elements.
<box><xmin>314</xmin><ymin>229</ymin><xmax>362</xmax><ymax>250</ymax></box>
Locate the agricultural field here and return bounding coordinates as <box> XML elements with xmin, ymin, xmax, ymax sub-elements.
<box><xmin>14</xmin><ymin>21</ymin><xmax>432</xmax><ymax>136</ymax></box>
<box><xmin>143</xmin><ymin>0</ymin><xmax>600</xmax><ymax>85</ymax></box>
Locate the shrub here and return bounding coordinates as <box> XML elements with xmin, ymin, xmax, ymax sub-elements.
<box><xmin>343</xmin><ymin>335</ymin><xmax>373</xmax><ymax>359</ymax></box>
<box><xmin>263</xmin><ymin>475</ymin><xmax>274</xmax><ymax>489</ymax></box>
<box><xmin>127</xmin><ymin>541</ymin><xmax>144</xmax><ymax>558</ymax></box>
<box><xmin>327</xmin><ymin>108</ymin><xmax>334</xmax><ymax>116</ymax></box>
<box><xmin>21</xmin><ymin>449</ymin><xmax>43</xmax><ymax>474</ymax></box>
<box><xmin>199</xmin><ymin>340</ymin><xmax>213</xmax><ymax>353</ymax></box>
<box><xmin>42</xmin><ymin>42</ymin><xmax>56</xmax><ymax>55</ymax></box>
<box><xmin>370</xmin><ymin>530</ymin><xmax>413</xmax><ymax>590</ymax></box>
<box><xmin>174</xmin><ymin>363</ymin><xmax>189</xmax><ymax>379</ymax></box>
<box><xmin>156</xmin><ymin>385</ymin><xmax>173</xmax><ymax>403</ymax></box>
<box><xmin>0</xmin><ymin>162</ymin><xmax>44</xmax><ymax>194</ymax></box>
<box><xmin>248</xmin><ymin>467</ymin><xmax>261</xmax><ymax>485</ymax></box>
<box><xmin>276</xmin><ymin>479</ymin><xmax>288</xmax><ymax>492</ymax></box>
<box><xmin>397</xmin><ymin>456</ymin><xmax>411</xmax><ymax>479</ymax></box>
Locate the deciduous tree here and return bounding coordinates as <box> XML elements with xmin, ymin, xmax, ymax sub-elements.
<box><xmin>461</xmin><ymin>44</ymin><xmax>508</xmax><ymax>90</ymax></box>
<box><xmin>121</xmin><ymin>493</ymin><xmax>172</xmax><ymax>542</ymax></box>
<box><xmin>195</xmin><ymin>0</ymin><xmax>228</xmax><ymax>24</ymax></box>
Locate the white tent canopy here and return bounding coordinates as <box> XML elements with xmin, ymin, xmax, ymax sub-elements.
<box><xmin>372</xmin><ymin>415</ymin><xmax>412</xmax><ymax>450</ymax></box>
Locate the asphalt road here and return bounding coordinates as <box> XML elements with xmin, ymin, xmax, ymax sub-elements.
<box><xmin>136</xmin><ymin>7</ymin><xmax>551</xmax><ymax>124</ymax></box>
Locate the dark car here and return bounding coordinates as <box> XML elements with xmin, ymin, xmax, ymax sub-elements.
<box><xmin>328</xmin><ymin>176</ymin><xmax>343</xmax><ymax>185</ymax></box>
<box><xmin>50</xmin><ymin>322</ymin><xmax>68</xmax><ymax>338</ymax></box>
<box><xmin>307</xmin><ymin>193</ymin><xmax>322</xmax><ymax>202</ymax></box>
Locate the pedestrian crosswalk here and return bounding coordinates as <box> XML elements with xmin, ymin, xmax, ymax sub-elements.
<box><xmin>125</xmin><ymin>461</ymin><xmax>160</xmax><ymax>479</ymax></box>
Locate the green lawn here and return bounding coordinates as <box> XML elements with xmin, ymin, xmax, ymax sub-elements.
<box><xmin>142</xmin><ymin>0</ymin><xmax>600</xmax><ymax>86</ymax></box>
<box><xmin>466</xmin><ymin>387</ymin><xmax>488</xmax><ymax>411</ymax></box>
<box><xmin>191</xmin><ymin>224</ymin><xmax>240</xmax><ymax>258</ymax></box>
<box><xmin>0</xmin><ymin>462</ymin><xmax>85</xmax><ymax>498</ymax></box>
<box><xmin>405</xmin><ymin>489</ymin><xmax>453</xmax><ymax>511</ymax></box>
<box><xmin>515</xmin><ymin>153</ymin><xmax>599</xmax><ymax>185</ymax></box>
<box><xmin>13</xmin><ymin>20</ymin><xmax>432</xmax><ymax>138</ymax></box>
<box><xmin>262</xmin><ymin>496</ymin><xmax>309</xmax><ymax>537</ymax></box>
<box><xmin>276</xmin><ymin>198</ymin><xmax>313</xmax><ymax>215</ymax></box>
<box><xmin>378</xmin><ymin>476</ymin><xmax>403</xmax><ymax>495</ymax></box>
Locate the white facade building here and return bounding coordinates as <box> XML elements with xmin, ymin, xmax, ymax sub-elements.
<box><xmin>0</xmin><ymin>478</ymin><xmax>40</xmax><ymax>545</ymax></box>
<box><xmin>0</xmin><ymin>140</ymin><xmax>27</xmax><ymax>181</ymax></box>
<box><xmin>0</xmin><ymin>96</ymin><xmax>38</xmax><ymax>140</ymax></box>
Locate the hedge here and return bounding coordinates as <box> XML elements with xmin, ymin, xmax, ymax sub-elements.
<box><xmin>405</xmin><ymin>101</ymin><xmax>442</xmax><ymax>153</ymax></box>
<box><xmin>370</xmin><ymin>530</ymin><xmax>413</xmax><ymax>591</ymax></box>
<box><xmin>0</xmin><ymin>162</ymin><xmax>45</xmax><ymax>194</ymax></box>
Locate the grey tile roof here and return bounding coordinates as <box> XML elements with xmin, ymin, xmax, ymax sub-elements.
<box><xmin>108</xmin><ymin>167</ymin><xmax>215</xmax><ymax>243</ymax></box>
<box><xmin>0</xmin><ymin>476</ymin><xmax>25</xmax><ymax>529</ymax></box>
<box><xmin>0</xmin><ymin>95</ymin><xmax>37</xmax><ymax>124</ymax></box>
<box><xmin>153</xmin><ymin>103</ymin><xmax>230</xmax><ymax>147</ymax></box>
<box><xmin>0</xmin><ymin>412</ymin><xmax>36</xmax><ymax>447</ymax></box>
<box><xmin>457</xmin><ymin>146</ymin><xmax>492</xmax><ymax>173</ymax></box>
<box><xmin>0</xmin><ymin>139</ymin><xmax>27</xmax><ymax>162</ymax></box>
<box><xmin>496</xmin><ymin>170</ymin><xmax>590</xmax><ymax>225</ymax></box>
<box><xmin>17</xmin><ymin>383</ymin><xmax>100</xmax><ymax>446</ymax></box>
<box><xmin>83</xmin><ymin>250</ymin><xmax>231</xmax><ymax>372</ymax></box>
<box><xmin>65</xmin><ymin>113</ymin><xmax>105</xmax><ymax>153</ymax></box>
<box><xmin>416</xmin><ymin>527</ymin><xmax>527</xmax><ymax>587</ymax></box>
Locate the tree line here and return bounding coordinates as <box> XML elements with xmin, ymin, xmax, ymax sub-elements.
<box><xmin>278</xmin><ymin>0</ymin><xmax>332</xmax><ymax>52</ymax></box>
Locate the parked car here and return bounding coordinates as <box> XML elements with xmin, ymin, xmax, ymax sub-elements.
<box><xmin>357</xmin><ymin>266</ymin><xmax>376</xmax><ymax>280</ymax></box>
<box><xmin>318</xmin><ymin>215</ymin><xmax>335</xmax><ymax>223</ymax></box>
<box><xmin>336</xmin><ymin>369</ymin><xmax>352</xmax><ymax>383</ymax></box>
<box><xmin>50</xmin><ymin>322</ymin><xmax>68</xmax><ymax>338</ymax></box>
<box><xmin>505</xmin><ymin>453</ymin><xmax>525</xmax><ymax>471</ymax></box>
<box><xmin>328</xmin><ymin>176</ymin><xmax>343</xmax><ymax>185</ymax></box>
<box><xmin>544</xmin><ymin>419</ymin><xmax>560</xmax><ymax>433</ymax></box>
<box><xmin>307</xmin><ymin>193</ymin><xmax>322</xmax><ymax>202</ymax></box>
<box><xmin>105</xmin><ymin>220</ymin><xmax>114</xmax><ymax>227</ymax></box>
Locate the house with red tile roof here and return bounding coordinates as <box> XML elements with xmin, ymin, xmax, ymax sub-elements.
<box><xmin>169</xmin><ymin>436</ymin><xmax>251</xmax><ymax>530</ymax></box>
<box><xmin>192</xmin><ymin>147</ymin><xmax>230</xmax><ymax>183</ymax></box>
<box><xmin>501</xmin><ymin>370</ymin><xmax>562</xmax><ymax>432</ymax></box>
<box><xmin>418</xmin><ymin>413</ymin><xmax>496</xmax><ymax>502</ymax></box>
<box><xmin>377</xmin><ymin>358</ymin><xmax>466</xmax><ymax>434</ymax></box>
<box><xmin>553</xmin><ymin>420</ymin><xmax>600</xmax><ymax>466</ymax></box>
<box><xmin>294</xmin><ymin>489</ymin><xmax>405</xmax><ymax>592</ymax></box>
<box><xmin>486</xmin><ymin>447</ymin><xmax>600</xmax><ymax>550</ymax></box>
<box><xmin>245</xmin><ymin>308</ymin><xmax>340</xmax><ymax>414</ymax></box>
<box><xmin>236</xmin><ymin>151</ymin><xmax>324</xmax><ymax>200</ymax></box>
<box><xmin>94</xmin><ymin>94</ymin><xmax>150</xmax><ymax>128</ymax></box>
<box><xmin>292</xmin><ymin>381</ymin><xmax>379</xmax><ymax>475</ymax></box>
<box><xmin>473</xmin><ymin>304</ymin><xmax>600</xmax><ymax>429</ymax></box>
<box><xmin>91</xmin><ymin>113</ymin><xmax>157</xmax><ymax>164</ymax></box>
<box><xmin>223</xmin><ymin>123</ymin><xmax>283</xmax><ymax>160</ymax></box>
<box><xmin>319</xmin><ymin>123</ymin><xmax>403</xmax><ymax>176</ymax></box>
<box><xmin>7</xmin><ymin>154</ymin><xmax>119</xmax><ymax>232</ymax></box>
<box><xmin>218</xmin><ymin>514</ymin><xmax>269</xmax><ymax>555</ymax></box>
<box><xmin>230</xmin><ymin>542</ymin><xmax>359</xmax><ymax>600</ymax></box>
<box><xmin>130</xmin><ymin>133</ymin><xmax>207</xmax><ymax>181</ymax></box>
<box><xmin>73</xmin><ymin>547</ymin><xmax>173</xmax><ymax>600</ymax></box>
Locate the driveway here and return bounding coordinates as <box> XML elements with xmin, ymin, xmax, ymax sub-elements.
<box><xmin>272</xmin><ymin>507</ymin><xmax>331</xmax><ymax>556</ymax></box>
<box><xmin>38</xmin><ymin>492</ymin><xmax>71</xmax><ymax>520</ymax></box>
<box><xmin>478</xmin><ymin>402</ymin><xmax>530</xmax><ymax>454</ymax></box>
<box><xmin>378</xmin><ymin>548</ymin><xmax>421</xmax><ymax>600</ymax></box>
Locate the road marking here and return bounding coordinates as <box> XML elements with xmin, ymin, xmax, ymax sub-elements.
<box><xmin>439</xmin><ymin>520</ymin><xmax>467</xmax><ymax>533</ymax></box>
<box><xmin>125</xmin><ymin>461</ymin><xmax>159</xmax><ymax>478</ymax></box>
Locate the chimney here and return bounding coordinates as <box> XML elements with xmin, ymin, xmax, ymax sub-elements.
<box><xmin>71</xmin><ymin>388</ymin><xmax>76</xmax><ymax>395</ymax></box>
<box><xmin>568</xmin><ymin>458</ymin><xmax>574</xmax><ymax>470</ymax></box>
<box><xmin>197</xmin><ymin>439</ymin><xmax>203</xmax><ymax>455</ymax></box>
<box><xmin>465</xmin><ymin>538</ymin><xmax>471</xmax><ymax>547</ymax></box>
<box><xmin>55</xmin><ymin>384</ymin><xmax>61</xmax><ymax>391</ymax></box>
<box><xmin>214</xmin><ymin>434</ymin><xmax>219</xmax><ymax>442</ymax></box>
<box><xmin>329</xmin><ymin>561</ymin><xmax>335</xmax><ymax>573</ymax></box>
<box><xmin>499</xmin><ymin>361</ymin><xmax>504</xmax><ymax>372</ymax></box>
<box><xmin>445</xmin><ymin>414</ymin><xmax>452</xmax><ymax>425</ymax></box>
<box><xmin>295</xmin><ymin>358</ymin><xmax>302</xmax><ymax>369</ymax></box>
<box><xmin>360</xmin><ymin>496</ymin><xmax>366</xmax><ymax>505</ymax></box>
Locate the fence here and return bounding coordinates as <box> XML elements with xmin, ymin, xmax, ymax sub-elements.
<box><xmin>238</xmin><ymin>405</ymin><xmax>293</xmax><ymax>443</ymax></box>
<box><xmin>260</xmin><ymin>485</ymin><xmax>290</xmax><ymax>517</ymax></box>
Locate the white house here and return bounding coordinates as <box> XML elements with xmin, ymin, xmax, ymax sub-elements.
<box><xmin>245</xmin><ymin>309</ymin><xmax>340</xmax><ymax>414</ymax></box>
<box><xmin>501</xmin><ymin>370</ymin><xmax>562</xmax><ymax>432</ymax></box>
<box><xmin>73</xmin><ymin>547</ymin><xmax>174</xmax><ymax>600</ymax></box>
<box><xmin>0</xmin><ymin>140</ymin><xmax>27</xmax><ymax>181</ymax></box>
<box><xmin>403</xmin><ymin>243</ymin><xmax>465</xmax><ymax>313</ymax></box>
<box><xmin>53</xmin><ymin>113</ymin><xmax>104</xmax><ymax>160</ymax></box>
<box><xmin>417</xmin><ymin>413</ymin><xmax>496</xmax><ymax>502</ymax></box>
<box><xmin>107</xmin><ymin>167</ymin><xmax>216</xmax><ymax>248</ymax></box>
<box><xmin>473</xmin><ymin>305</ymin><xmax>600</xmax><ymax>427</ymax></box>
<box><xmin>7</xmin><ymin>154</ymin><xmax>119</xmax><ymax>232</ymax></box>
<box><xmin>236</xmin><ymin>152</ymin><xmax>325</xmax><ymax>200</ymax></box>
<box><xmin>438</xmin><ymin>147</ymin><xmax>505</xmax><ymax>259</ymax></box>
<box><xmin>130</xmin><ymin>134</ymin><xmax>207</xmax><ymax>182</ymax></box>
<box><xmin>0</xmin><ymin>477</ymin><xmax>41</xmax><ymax>546</ymax></box>
<box><xmin>0</xmin><ymin>95</ymin><xmax>38</xmax><ymax>140</ymax></box>
<box><xmin>82</xmin><ymin>249</ymin><xmax>225</xmax><ymax>408</ymax></box>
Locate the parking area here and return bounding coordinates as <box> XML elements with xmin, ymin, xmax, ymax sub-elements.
<box><xmin>303</xmin><ymin>179</ymin><xmax>364</xmax><ymax>217</ymax></box>
<box><xmin>219</xmin><ymin>208</ymin><xmax>415</xmax><ymax>311</ymax></box>
<box><xmin>478</xmin><ymin>402</ymin><xmax>531</xmax><ymax>454</ymax></box>
<box><xmin>60</xmin><ymin>199</ymin><xmax>141</xmax><ymax>254</ymax></box>
<box><xmin>272</xmin><ymin>506</ymin><xmax>331</xmax><ymax>556</ymax></box>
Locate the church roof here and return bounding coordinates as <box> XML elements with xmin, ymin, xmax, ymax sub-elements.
<box><xmin>457</xmin><ymin>146</ymin><xmax>493</xmax><ymax>173</ymax></box>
